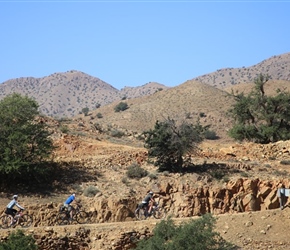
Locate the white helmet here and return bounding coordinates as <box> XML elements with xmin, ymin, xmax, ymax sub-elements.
<box><xmin>13</xmin><ymin>195</ymin><xmax>18</xmax><ymax>199</ymax></box>
<box><xmin>149</xmin><ymin>191</ymin><xmax>153</xmax><ymax>195</ymax></box>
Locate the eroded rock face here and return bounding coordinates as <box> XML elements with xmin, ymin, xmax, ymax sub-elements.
<box><xmin>0</xmin><ymin>176</ymin><xmax>286</xmax><ymax>250</ymax></box>
<box><xmin>6</xmin><ymin>177</ymin><xmax>285</xmax><ymax>229</ymax></box>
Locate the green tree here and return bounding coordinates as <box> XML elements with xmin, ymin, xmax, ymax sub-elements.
<box><xmin>228</xmin><ymin>74</ymin><xmax>290</xmax><ymax>143</ymax></box>
<box><xmin>114</xmin><ymin>102</ymin><xmax>129</xmax><ymax>112</ymax></box>
<box><xmin>143</xmin><ymin>118</ymin><xmax>203</xmax><ymax>172</ymax></box>
<box><xmin>0</xmin><ymin>93</ymin><xmax>54</xmax><ymax>177</ymax></box>
<box><xmin>82</xmin><ymin>107</ymin><xmax>89</xmax><ymax>116</ymax></box>
<box><xmin>135</xmin><ymin>214</ymin><xmax>235</xmax><ymax>250</ymax></box>
<box><xmin>0</xmin><ymin>229</ymin><xmax>38</xmax><ymax>250</ymax></box>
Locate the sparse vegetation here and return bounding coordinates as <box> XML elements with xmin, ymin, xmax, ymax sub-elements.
<box><xmin>111</xmin><ymin>129</ymin><xmax>125</xmax><ymax>138</ymax></box>
<box><xmin>96</xmin><ymin>112</ymin><xmax>103</xmax><ymax>118</ymax></box>
<box><xmin>135</xmin><ymin>214</ymin><xmax>235</xmax><ymax>250</ymax></box>
<box><xmin>228</xmin><ymin>74</ymin><xmax>290</xmax><ymax>143</ymax></box>
<box><xmin>59</xmin><ymin>125</ymin><xmax>69</xmax><ymax>133</ymax></box>
<box><xmin>143</xmin><ymin>118</ymin><xmax>203</xmax><ymax>172</ymax></box>
<box><xmin>0</xmin><ymin>229</ymin><xmax>38</xmax><ymax>250</ymax></box>
<box><xmin>280</xmin><ymin>160</ymin><xmax>290</xmax><ymax>165</ymax></box>
<box><xmin>203</xmin><ymin>130</ymin><xmax>218</xmax><ymax>140</ymax></box>
<box><xmin>126</xmin><ymin>163</ymin><xmax>148</xmax><ymax>179</ymax></box>
<box><xmin>82</xmin><ymin>107</ymin><xmax>89</xmax><ymax>116</ymax></box>
<box><xmin>83</xmin><ymin>185</ymin><xmax>99</xmax><ymax>197</ymax></box>
<box><xmin>114</xmin><ymin>102</ymin><xmax>129</xmax><ymax>112</ymax></box>
<box><xmin>148</xmin><ymin>173</ymin><xmax>158</xmax><ymax>180</ymax></box>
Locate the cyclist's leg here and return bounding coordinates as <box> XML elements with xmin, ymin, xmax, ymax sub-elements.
<box><xmin>142</xmin><ymin>203</ymin><xmax>149</xmax><ymax>216</ymax></box>
<box><xmin>68</xmin><ymin>205</ymin><xmax>74</xmax><ymax>219</ymax></box>
<box><xmin>6</xmin><ymin>208</ymin><xmax>17</xmax><ymax>225</ymax></box>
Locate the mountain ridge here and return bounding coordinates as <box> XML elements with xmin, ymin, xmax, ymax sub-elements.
<box><xmin>0</xmin><ymin>52</ymin><xmax>289</xmax><ymax>119</ymax></box>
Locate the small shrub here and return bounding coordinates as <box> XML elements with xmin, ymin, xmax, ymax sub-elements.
<box><xmin>135</xmin><ymin>214</ymin><xmax>235</xmax><ymax>250</ymax></box>
<box><xmin>0</xmin><ymin>229</ymin><xmax>38</xmax><ymax>250</ymax></box>
<box><xmin>203</xmin><ymin>130</ymin><xmax>218</xmax><ymax>140</ymax></box>
<box><xmin>114</xmin><ymin>102</ymin><xmax>129</xmax><ymax>112</ymax></box>
<box><xmin>280</xmin><ymin>160</ymin><xmax>290</xmax><ymax>165</ymax></box>
<box><xmin>71</xmin><ymin>184</ymin><xmax>83</xmax><ymax>194</ymax></box>
<box><xmin>199</xmin><ymin>112</ymin><xmax>206</xmax><ymax>117</ymax></box>
<box><xmin>240</xmin><ymin>172</ymin><xmax>249</xmax><ymax>177</ymax></box>
<box><xmin>121</xmin><ymin>177</ymin><xmax>130</xmax><ymax>185</ymax></box>
<box><xmin>82</xmin><ymin>107</ymin><xmax>89</xmax><ymax>116</ymax></box>
<box><xmin>83</xmin><ymin>186</ymin><xmax>99</xmax><ymax>197</ymax></box>
<box><xmin>96</xmin><ymin>113</ymin><xmax>103</xmax><ymax>119</ymax></box>
<box><xmin>126</xmin><ymin>163</ymin><xmax>148</xmax><ymax>179</ymax></box>
<box><xmin>111</xmin><ymin>129</ymin><xmax>125</xmax><ymax>138</ymax></box>
<box><xmin>148</xmin><ymin>173</ymin><xmax>158</xmax><ymax>180</ymax></box>
<box><xmin>59</xmin><ymin>125</ymin><xmax>69</xmax><ymax>133</ymax></box>
<box><xmin>211</xmin><ymin>169</ymin><xmax>225</xmax><ymax>180</ymax></box>
<box><xmin>273</xmin><ymin>170</ymin><xmax>288</xmax><ymax>176</ymax></box>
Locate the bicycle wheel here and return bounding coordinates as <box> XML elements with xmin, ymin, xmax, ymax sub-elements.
<box><xmin>0</xmin><ymin>215</ymin><xmax>13</xmax><ymax>229</ymax></box>
<box><xmin>56</xmin><ymin>212</ymin><xmax>69</xmax><ymax>225</ymax></box>
<box><xmin>19</xmin><ymin>214</ymin><xmax>33</xmax><ymax>228</ymax></box>
<box><xmin>153</xmin><ymin>207</ymin><xmax>166</xmax><ymax>219</ymax></box>
<box><xmin>75</xmin><ymin>211</ymin><xmax>89</xmax><ymax>224</ymax></box>
<box><xmin>135</xmin><ymin>207</ymin><xmax>146</xmax><ymax>220</ymax></box>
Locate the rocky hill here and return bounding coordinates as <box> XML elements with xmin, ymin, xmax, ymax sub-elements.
<box><xmin>194</xmin><ymin>52</ymin><xmax>290</xmax><ymax>89</ymax></box>
<box><xmin>78</xmin><ymin>79</ymin><xmax>236</xmax><ymax>141</ymax></box>
<box><xmin>0</xmin><ymin>70</ymin><xmax>168</xmax><ymax>118</ymax></box>
<box><xmin>0</xmin><ymin>52</ymin><xmax>289</xmax><ymax>121</ymax></box>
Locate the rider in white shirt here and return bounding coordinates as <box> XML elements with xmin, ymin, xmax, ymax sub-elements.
<box><xmin>5</xmin><ymin>195</ymin><xmax>25</xmax><ymax>219</ymax></box>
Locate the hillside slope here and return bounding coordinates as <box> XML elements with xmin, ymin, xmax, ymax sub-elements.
<box><xmin>194</xmin><ymin>52</ymin><xmax>290</xmax><ymax>89</ymax></box>
<box><xmin>0</xmin><ymin>70</ymin><xmax>168</xmax><ymax>118</ymax></box>
<box><xmin>80</xmin><ymin>80</ymin><xmax>236</xmax><ymax>141</ymax></box>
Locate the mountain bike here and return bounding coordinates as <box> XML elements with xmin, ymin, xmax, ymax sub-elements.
<box><xmin>0</xmin><ymin>210</ymin><xmax>33</xmax><ymax>229</ymax></box>
<box><xmin>135</xmin><ymin>202</ymin><xmax>166</xmax><ymax>220</ymax></box>
<box><xmin>56</xmin><ymin>204</ymin><xmax>90</xmax><ymax>225</ymax></box>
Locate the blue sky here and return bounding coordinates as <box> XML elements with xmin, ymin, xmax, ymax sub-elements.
<box><xmin>1</xmin><ymin>1</ymin><xmax>289</xmax><ymax>89</ymax></box>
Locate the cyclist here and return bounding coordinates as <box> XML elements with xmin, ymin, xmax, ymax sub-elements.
<box><xmin>5</xmin><ymin>195</ymin><xmax>25</xmax><ymax>224</ymax></box>
<box><xmin>63</xmin><ymin>193</ymin><xmax>77</xmax><ymax>219</ymax></box>
<box><xmin>140</xmin><ymin>191</ymin><xmax>154</xmax><ymax>216</ymax></box>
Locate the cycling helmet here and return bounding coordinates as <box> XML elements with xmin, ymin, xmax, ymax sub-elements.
<box><xmin>13</xmin><ymin>195</ymin><xmax>18</xmax><ymax>199</ymax></box>
<box><xmin>149</xmin><ymin>191</ymin><xmax>153</xmax><ymax>195</ymax></box>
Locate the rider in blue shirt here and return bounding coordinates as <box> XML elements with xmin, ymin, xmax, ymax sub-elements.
<box><xmin>64</xmin><ymin>193</ymin><xmax>77</xmax><ymax>219</ymax></box>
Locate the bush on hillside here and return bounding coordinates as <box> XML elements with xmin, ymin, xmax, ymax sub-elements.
<box><xmin>83</xmin><ymin>186</ymin><xmax>99</xmax><ymax>197</ymax></box>
<box><xmin>135</xmin><ymin>214</ymin><xmax>235</xmax><ymax>250</ymax></box>
<box><xmin>228</xmin><ymin>74</ymin><xmax>290</xmax><ymax>143</ymax></box>
<box><xmin>143</xmin><ymin>118</ymin><xmax>204</xmax><ymax>172</ymax></box>
<box><xmin>126</xmin><ymin>163</ymin><xmax>148</xmax><ymax>179</ymax></box>
<box><xmin>114</xmin><ymin>102</ymin><xmax>129</xmax><ymax>112</ymax></box>
<box><xmin>0</xmin><ymin>229</ymin><xmax>38</xmax><ymax>250</ymax></box>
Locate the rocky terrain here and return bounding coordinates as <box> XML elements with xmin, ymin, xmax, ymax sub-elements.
<box><xmin>1</xmin><ymin>122</ymin><xmax>290</xmax><ymax>249</ymax></box>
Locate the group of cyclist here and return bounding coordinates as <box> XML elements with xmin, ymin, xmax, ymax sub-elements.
<box><xmin>4</xmin><ymin>193</ymin><xmax>78</xmax><ymax>225</ymax></box>
<box><xmin>4</xmin><ymin>190</ymin><xmax>154</xmax><ymax>224</ymax></box>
